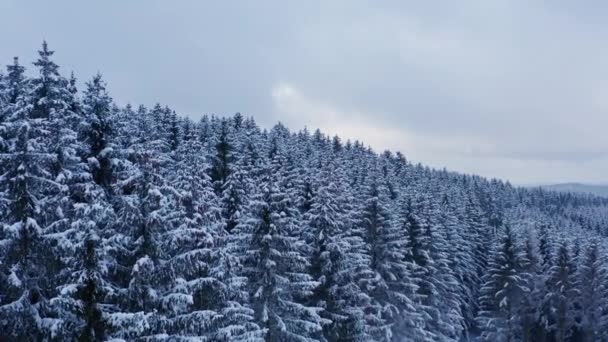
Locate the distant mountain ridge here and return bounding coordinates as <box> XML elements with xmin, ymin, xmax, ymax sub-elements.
<box><xmin>542</xmin><ymin>183</ymin><xmax>608</xmax><ymax>197</ymax></box>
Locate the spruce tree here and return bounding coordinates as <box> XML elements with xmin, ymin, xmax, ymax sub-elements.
<box><xmin>233</xmin><ymin>165</ymin><xmax>325</xmax><ymax>341</ymax></box>
<box><xmin>306</xmin><ymin>167</ymin><xmax>376</xmax><ymax>342</ymax></box>
<box><xmin>210</xmin><ymin>119</ymin><xmax>233</xmax><ymax>194</ymax></box>
<box><xmin>544</xmin><ymin>242</ymin><xmax>577</xmax><ymax>342</ymax></box>
<box><xmin>476</xmin><ymin>225</ymin><xmax>528</xmax><ymax>341</ymax></box>
<box><xmin>0</xmin><ymin>81</ymin><xmax>59</xmax><ymax>339</ymax></box>
<box><xmin>81</xmin><ymin>73</ymin><xmax>114</xmax><ymax>191</ymax></box>
<box><xmin>575</xmin><ymin>240</ymin><xmax>608</xmax><ymax>341</ymax></box>
<box><xmin>420</xmin><ymin>194</ymin><xmax>464</xmax><ymax>340</ymax></box>
<box><xmin>30</xmin><ymin>41</ymin><xmax>70</xmax><ymax>120</ymax></box>
<box><xmin>439</xmin><ymin>194</ymin><xmax>474</xmax><ymax>337</ymax></box>
<box><xmin>518</xmin><ymin>229</ymin><xmax>543</xmax><ymax>342</ymax></box>
<box><xmin>357</xmin><ymin>172</ymin><xmax>423</xmax><ymax>341</ymax></box>
<box><xmin>0</xmin><ymin>57</ymin><xmax>27</xmax><ymax>217</ymax></box>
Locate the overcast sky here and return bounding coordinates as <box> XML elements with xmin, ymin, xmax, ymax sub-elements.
<box><xmin>2</xmin><ymin>1</ymin><xmax>607</xmax><ymax>185</ymax></box>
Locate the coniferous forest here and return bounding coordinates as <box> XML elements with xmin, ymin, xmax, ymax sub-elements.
<box><xmin>2</xmin><ymin>42</ymin><xmax>608</xmax><ymax>342</ymax></box>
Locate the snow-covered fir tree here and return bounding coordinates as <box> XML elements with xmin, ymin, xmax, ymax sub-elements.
<box><xmin>476</xmin><ymin>224</ymin><xmax>528</xmax><ymax>342</ymax></box>
<box><xmin>0</xmin><ymin>61</ymin><xmax>62</xmax><ymax>339</ymax></box>
<box><xmin>575</xmin><ymin>240</ymin><xmax>608</xmax><ymax>342</ymax></box>
<box><xmin>232</xmin><ymin>162</ymin><xmax>325</xmax><ymax>341</ymax></box>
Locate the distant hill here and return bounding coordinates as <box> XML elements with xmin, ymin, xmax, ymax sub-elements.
<box><xmin>542</xmin><ymin>183</ymin><xmax>608</xmax><ymax>197</ymax></box>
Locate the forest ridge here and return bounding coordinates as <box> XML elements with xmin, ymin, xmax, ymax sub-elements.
<box><xmin>1</xmin><ymin>42</ymin><xmax>608</xmax><ymax>341</ymax></box>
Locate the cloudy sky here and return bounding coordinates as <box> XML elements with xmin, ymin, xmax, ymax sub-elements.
<box><xmin>2</xmin><ymin>1</ymin><xmax>607</xmax><ymax>184</ymax></box>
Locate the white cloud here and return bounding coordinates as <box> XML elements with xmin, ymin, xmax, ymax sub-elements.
<box><xmin>270</xmin><ymin>82</ymin><xmax>414</xmax><ymax>153</ymax></box>
<box><xmin>270</xmin><ymin>82</ymin><xmax>488</xmax><ymax>168</ymax></box>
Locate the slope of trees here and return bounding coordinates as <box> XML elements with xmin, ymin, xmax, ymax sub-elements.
<box><xmin>2</xmin><ymin>43</ymin><xmax>608</xmax><ymax>341</ymax></box>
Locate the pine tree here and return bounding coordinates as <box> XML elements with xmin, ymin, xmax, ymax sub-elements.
<box><xmin>575</xmin><ymin>240</ymin><xmax>608</xmax><ymax>342</ymax></box>
<box><xmin>233</xmin><ymin>165</ymin><xmax>325</xmax><ymax>341</ymax></box>
<box><xmin>167</xmin><ymin>109</ymin><xmax>180</xmax><ymax>151</ymax></box>
<box><xmin>305</xmin><ymin>167</ymin><xmax>376</xmax><ymax>342</ymax></box>
<box><xmin>538</xmin><ymin>223</ymin><xmax>553</xmax><ymax>269</ymax></box>
<box><xmin>439</xmin><ymin>194</ymin><xmax>474</xmax><ymax>337</ymax></box>
<box><xmin>51</xmin><ymin>104</ymin><xmax>116</xmax><ymax>340</ymax></box>
<box><xmin>155</xmin><ymin>133</ymin><xmax>262</xmax><ymax>340</ymax></box>
<box><xmin>476</xmin><ymin>225</ymin><xmax>528</xmax><ymax>341</ymax></box>
<box><xmin>53</xmin><ymin>206</ymin><xmax>113</xmax><ymax>341</ymax></box>
<box><xmin>518</xmin><ymin>229</ymin><xmax>543</xmax><ymax>342</ymax></box>
<box><xmin>403</xmin><ymin>194</ymin><xmax>463</xmax><ymax>341</ymax></box>
<box><xmin>106</xmin><ymin>150</ymin><xmax>168</xmax><ymax>339</ymax></box>
<box><xmin>544</xmin><ymin>242</ymin><xmax>577</xmax><ymax>342</ymax></box>
<box><xmin>462</xmin><ymin>194</ymin><xmax>491</xmax><ymax>324</ymax></box>
<box><xmin>66</xmin><ymin>71</ymin><xmax>81</xmax><ymax>114</ymax></box>
<box><xmin>30</xmin><ymin>41</ymin><xmax>71</xmax><ymax>120</ymax></box>
<box><xmin>210</xmin><ymin>119</ymin><xmax>233</xmax><ymax>194</ymax></box>
<box><xmin>357</xmin><ymin>171</ymin><xmax>423</xmax><ymax>341</ymax></box>
<box><xmin>3</xmin><ymin>57</ymin><xmax>27</xmax><ymax>106</ymax></box>
<box><xmin>0</xmin><ymin>57</ymin><xmax>27</xmax><ymax>217</ymax></box>
<box><xmin>221</xmin><ymin>162</ymin><xmax>249</xmax><ymax>234</ymax></box>
<box><xmin>161</xmin><ymin>224</ymin><xmax>264</xmax><ymax>340</ymax></box>
<box><xmin>0</xmin><ymin>83</ymin><xmax>60</xmax><ymax>339</ymax></box>
<box><xmin>420</xmin><ymin>194</ymin><xmax>464</xmax><ymax>340</ymax></box>
<box><xmin>30</xmin><ymin>40</ymin><xmax>80</xmax><ymax>241</ymax></box>
<box><xmin>81</xmin><ymin>73</ymin><xmax>114</xmax><ymax>191</ymax></box>
<box><xmin>75</xmin><ymin>232</ymin><xmax>107</xmax><ymax>341</ymax></box>
<box><xmin>149</xmin><ymin>103</ymin><xmax>164</xmax><ymax>140</ymax></box>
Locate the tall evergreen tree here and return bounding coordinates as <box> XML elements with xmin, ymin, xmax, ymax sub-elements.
<box><xmin>476</xmin><ymin>225</ymin><xmax>528</xmax><ymax>341</ymax></box>
<box><xmin>0</xmin><ymin>81</ymin><xmax>60</xmax><ymax>339</ymax></box>
<box><xmin>357</xmin><ymin>172</ymin><xmax>423</xmax><ymax>341</ymax></box>
<box><xmin>30</xmin><ymin>41</ymin><xmax>70</xmax><ymax>120</ymax></box>
<box><xmin>575</xmin><ymin>240</ymin><xmax>608</xmax><ymax>342</ymax></box>
<box><xmin>518</xmin><ymin>229</ymin><xmax>544</xmax><ymax>342</ymax></box>
<box><xmin>233</xmin><ymin>166</ymin><xmax>325</xmax><ymax>341</ymax></box>
<box><xmin>306</xmin><ymin>168</ymin><xmax>377</xmax><ymax>342</ymax></box>
<box><xmin>210</xmin><ymin>119</ymin><xmax>233</xmax><ymax>194</ymax></box>
<box><xmin>81</xmin><ymin>73</ymin><xmax>114</xmax><ymax>191</ymax></box>
<box><xmin>544</xmin><ymin>242</ymin><xmax>577</xmax><ymax>342</ymax></box>
<box><xmin>0</xmin><ymin>57</ymin><xmax>27</xmax><ymax>218</ymax></box>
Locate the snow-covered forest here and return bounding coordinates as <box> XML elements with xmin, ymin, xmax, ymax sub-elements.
<box><xmin>2</xmin><ymin>42</ymin><xmax>608</xmax><ymax>342</ymax></box>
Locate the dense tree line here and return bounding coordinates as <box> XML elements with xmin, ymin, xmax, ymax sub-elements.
<box><xmin>2</xmin><ymin>42</ymin><xmax>608</xmax><ymax>341</ymax></box>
